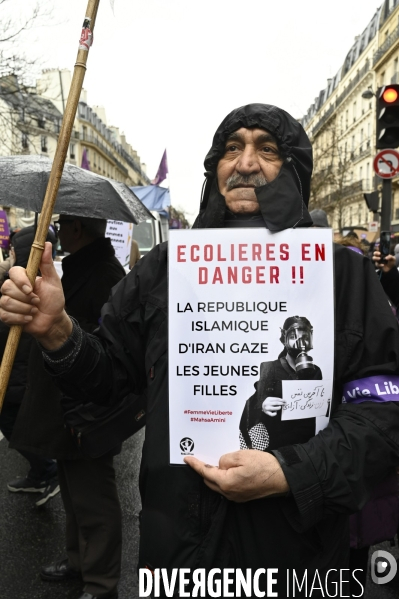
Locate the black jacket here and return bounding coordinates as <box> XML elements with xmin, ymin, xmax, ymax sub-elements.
<box><xmin>10</xmin><ymin>237</ymin><xmax>125</xmax><ymax>459</ymax></box>
<box><xmin>48</xmin><ymin>105</ymin><xmax>399</xmax><ymax>595</ymax></box>
<box><xmin>380</xmin><ymin>265</ymin><xmax>399</xmax><ymax>308</ymax></box>
<box><xmin>53</xmin><ymin>243</ymin><xmax>399</xmax><ymax>579</ymax></box>
<box><xmin>0</xmin><ymin>323</ymin><xmax>32</xmax><ymax>408</ymax></box>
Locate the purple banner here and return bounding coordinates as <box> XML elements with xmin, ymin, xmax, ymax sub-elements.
<box><xmin>152</xmin><ymin>149</ymin><xmax>168</xmax><ymax>186</ymax></box>
<box><xmin>0</xmin><ymin>210</ymin><xmax>10</xmax><ymax>249</ymax></box>
<box><xmin>342</xmin><ymin>375</ymin><xmax>399</xmax><ymax>404</ymax></box>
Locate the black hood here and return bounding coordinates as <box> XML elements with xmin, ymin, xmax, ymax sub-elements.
<box><xmin>192</xmin><ymin>103</ymin><xmax>313</xmax><ymax>232</ymax></box>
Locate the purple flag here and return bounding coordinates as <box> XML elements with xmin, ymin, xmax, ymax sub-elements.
<box><xmin>81</xmin><ymin>148</ymin><xmax>90</xmax><ymax>171</ymax></box>
<box><xmin>152</xmin><ymin>150</ymin><xmax>168</xmax><ymax>185</ymax></box>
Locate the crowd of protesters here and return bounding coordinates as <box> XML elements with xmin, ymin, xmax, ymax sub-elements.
<box><xmin>0</xmin><ymin>103</ymin><xmax>398</xmax><ymax>599</ymax></box>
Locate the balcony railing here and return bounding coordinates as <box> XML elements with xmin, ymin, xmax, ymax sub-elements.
<box><xmin>312</xmin><ymin>104</ymin><xmax>336</xmax><ymax>136</ymax></box>
<box><xmin>319</xmin><ymin>179</ymin><xmax>365</xmax><ymax>207</ymax></box>
<box><xmin>335</xmin><ymin>60</ymin><xmax>370</xmax><ymax>109</ymax></box>
<box><xmin>81</xmin><ymin>131</ymin><xmax>129</xmax><ymax>177</ymax></box>
<box><xmin>310</xmin><ymin>60</ymin><xmax>370</xmax><ymax>137</ymax></box>
<box><xmin>78</xmin><ymin>112</ymin><xmax>150</xmax><ymax>183</ymax></box>
<box><xmin>374</xmin><ymin>25</ymin><xmax>399</xmax><ymax>65</ymax></box>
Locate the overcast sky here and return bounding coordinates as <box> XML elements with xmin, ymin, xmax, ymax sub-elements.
<box><xmin>9</xmin><ymin>0</ymin><xmax>384</xmax><ymax>221</ymax></box>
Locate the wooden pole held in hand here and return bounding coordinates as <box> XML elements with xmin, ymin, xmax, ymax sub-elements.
<box><xmin>0</xmin><ymin>0</ymin><xmax>101</xmax><ymax>411</ymax></box>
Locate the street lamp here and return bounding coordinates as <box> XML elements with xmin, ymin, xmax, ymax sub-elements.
<box><xmin>361</xmin><ymin>88</ymin><xmax>375</xmax><ymax>99</ymax></box>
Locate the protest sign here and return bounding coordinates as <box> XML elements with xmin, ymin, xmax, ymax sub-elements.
<box><xmin>168</xmin><ymin>228</ymin><xmax>334</xmax><ymax>465</ymax></box>
<box><xmin>281</xmin><ymin>380</ymin><xmax>332</xmax><ymax>420</ymax></box>
<box><xmin>106</xmin><ymin>219</ymin><xmax>133</xmax><ymax>269</ymax></box>
<box><xmin>0</xmin><ymin>210</ymin><xmax>10</xmax><ymax>250</ymax></box>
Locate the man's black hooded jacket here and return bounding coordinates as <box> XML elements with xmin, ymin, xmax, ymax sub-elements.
<box><xmin>46</xmin><ymin>104</ymin><xmax>399</xmax><ymax>595</ymax></box>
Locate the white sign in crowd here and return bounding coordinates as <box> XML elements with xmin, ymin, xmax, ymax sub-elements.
<box><xmin>106</xmin><ymin>219</ymin><xmax>133</xmax><ymax>269</ymax></box>
<box><xmin>168</xmin><ymin>228</ymin><xmax>334</xmax><ymax>465</ymax></box>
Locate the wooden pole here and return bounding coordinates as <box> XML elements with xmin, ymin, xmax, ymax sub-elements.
<box><xmin>0</xmin><ymin>0</ymin><xmax>101</xmax><ymax>411</ymax></box>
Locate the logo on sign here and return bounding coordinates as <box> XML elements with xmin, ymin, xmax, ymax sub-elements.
<box><xmin>180</xmin><ymin>437</ymin><xmax>194</xmax><ymax>454</ymax></box>
<box><xmin>371</xmin><ymin>550</ymin><xmax>398</xmax><ymax>585</ymax></box>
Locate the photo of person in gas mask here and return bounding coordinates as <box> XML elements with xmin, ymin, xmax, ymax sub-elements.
<box><xmin>239</xmin><ymin>316</ymin><xmax>322</xmax><ymax>451</ymax></box>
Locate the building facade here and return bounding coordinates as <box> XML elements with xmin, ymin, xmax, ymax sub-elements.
<box><xmin>37</xmin><ymin>69</ymin><xmax>149</xmax><ymax>187</ymax></box>
<box><xmin>374</xmin><ymin>0</ymin><xmax>399</xmax><ymax>230</ymax></box>
<box><xmin>302</xmin><ymin>1</ymin><xmax>399</xmax><ymax>233</ymax></box>
<box><xmin>0</xmin><ymin>69</ymin><xmax>150</xmax><ymax>228</ymax></box>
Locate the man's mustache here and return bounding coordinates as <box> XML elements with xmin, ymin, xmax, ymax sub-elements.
<box><xmin>226</xmin><ymin>173</ymin><xmax>268</xmax><ymax>191</ymax></box>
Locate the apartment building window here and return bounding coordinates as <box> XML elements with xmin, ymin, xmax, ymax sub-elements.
<box><xmin>366</xmin><ymin>162</ymin><xmax>370</xmax><ymax>186</ymax></box>
<box><xmin>394</xmin><ymin>57</ymin><xmax>398</xmax><ymax>83</ymax></box>
<box><xmin>345</xmin><ymin>110</ymin><xmax>349</xmax><ymax>129</ymax></box>
<box><xmin>70</xmin><ymin>143</ymin><xmax>75</xmax><ymax>159</ymax></box>
<box><xmin>351</xmin><ymin>136</ymin><xmax>355</xmax><ymax>154</ymax></box>
<box><xmin>367</xmin><ymin>122</ymin><xmax>371</xmax><ymax>147</ymax></box>
<box><xmin>353</xmin><ymin>102</ymin><xmax>357</xmax><ymax>123</ymax></box>
<box><xmin>358</xmin><ymin>203</ymin><xmax>362</xmax><ymax>223</ymax></box>
<box><xmin>360</xmin><ymin>129</ymin><xmax>364</xmax><ymax>151</ymax></box>
<box><xmin>41</xmin><ymin>136</ymin><xmax>48</xmax><ymax>152</ymax></box>
<box><xmin>381</xmin><ymin>71</ymin><xmax>386</xmax><ymax>86</ymax></box>
<box><xmin>37</xmin><ymin>115</ymin><xmax>46</xmax><ymax>129</ymax></box>
<box><xmin>94</xmin><ymin>152</ymin><xmax>97</xmax><ymax>167</ymax></box>
<box><xmin>21</xmin><ymin>133</ymin><xmax>28</xmax><ymax>149</ymax></box>
<box><xmin>359</xmin><ymin>166</ymin><xmax>363</xmax><ymax>181</ymax></box>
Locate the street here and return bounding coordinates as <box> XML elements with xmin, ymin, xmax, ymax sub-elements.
<box><xmin>0</xmin><ymin>430</ymin><xmax>144</xmax><ymax>599</ymax></box>
<box><xmin>0</xmin><ymin>429</ymin><xmax>398</xmax><ymax>599</ymax></box>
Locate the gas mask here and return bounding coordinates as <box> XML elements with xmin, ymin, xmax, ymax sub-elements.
<box><xmin>280</xmin><ymin>318</ymin><xmax>315</xmax><ymax>373</ymax></box>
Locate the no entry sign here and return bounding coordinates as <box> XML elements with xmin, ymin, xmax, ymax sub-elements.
<box><xmin>373</xmin><ymin>149</ymin><xmax>399</xmax><ymax>179</ymax></box>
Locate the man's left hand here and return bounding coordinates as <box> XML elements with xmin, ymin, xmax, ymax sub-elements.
<box><xmin>184</xmin><ymin>450</ymin><xmax>289</xmax><ymax>502</ymax></box>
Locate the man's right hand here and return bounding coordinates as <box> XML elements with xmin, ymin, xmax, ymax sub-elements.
<box><xmin>0</xmin><ymin>241</ymin><xmax>72</xmax><ymax>349</ymax></box>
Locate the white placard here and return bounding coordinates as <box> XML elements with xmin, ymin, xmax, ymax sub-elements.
<box><xmin>281</xmin><ymin>380</ymin><xmax>332</xmax><ymax>420</ymax></box>
<box><xmin>106</xmin><ymin>220</ymin><xmax>133</xmax><ymax>268</ymax></box>
<box><xmin>168</xmin><ymin>228</ymin><xmax>334</xmax><ymax>465</ymax></box>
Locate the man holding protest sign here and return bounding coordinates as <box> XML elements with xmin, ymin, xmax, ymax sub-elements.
<box><xmin>1</xmin><ymin>104</ymin><xmax>399</xmax><ymax>596</ymax></box>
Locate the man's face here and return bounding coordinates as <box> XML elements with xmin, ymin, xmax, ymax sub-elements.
<box><xmin>217</xmin><ymin>127</ymin><xmax>284</xmax><ymax>214</ymax></box>
<box><xmin>56</xmin><ymin>217</ymin><xmax>77</xmax><ymax>253</ymax></box>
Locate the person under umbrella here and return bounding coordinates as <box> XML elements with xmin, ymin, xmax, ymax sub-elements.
<box><xmin>0</xmin><ymin>225</ymin><xmax>59</xmax><ymax>506</ymax></box>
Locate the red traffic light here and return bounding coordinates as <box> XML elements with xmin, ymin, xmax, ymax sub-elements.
<box><xmin>383</xmin><ymin>88</ymin><xmax>399</xmax><ymax>103</ymax></box>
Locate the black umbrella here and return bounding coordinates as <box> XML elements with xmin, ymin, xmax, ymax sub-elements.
<box><xmin>0</xmin><ymin>155</ymin><xmax>153</xmax><ymax>223</ymax></box>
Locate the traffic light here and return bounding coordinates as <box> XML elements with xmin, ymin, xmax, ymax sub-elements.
<box><xmin>364</xmin><ymin>191</ymin><xmax>379</xmax><ymax>213</ymax></box>
<box><xmin>376</xmin><ymin>85</ymin><xmax>399</xmax><ymax>149</ymax></box>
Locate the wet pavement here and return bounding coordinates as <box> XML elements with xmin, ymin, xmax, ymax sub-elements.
<box><xmin>0</xmin><ymin>429</ymin><xmax>398</xmax><ymax>598</ymax></box>
<box><xmin>0</xmin><ymin>429</ymin><xmax>144</xmax><ymax>599</ymax></box>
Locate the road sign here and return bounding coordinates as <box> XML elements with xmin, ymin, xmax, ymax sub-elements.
<box><xmin>369</xmin><ymin>221</ymin><xmax>379</xmax><ymax>232</ymax></box>
<box><xmin>373</xmin><ymin>149</ymin><xmax>399</xmax><ymax>179</ymax></box>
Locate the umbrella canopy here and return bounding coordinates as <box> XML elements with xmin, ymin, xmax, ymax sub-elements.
<box><xmin>0</xmin><ymin>155</ymin><xmax>152</xmax><ymax>223</ymax></box>
<box><xmin>131</xmin><ymin>185</ymin><xmax>170</xmax><ymax>217</ymax></box>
